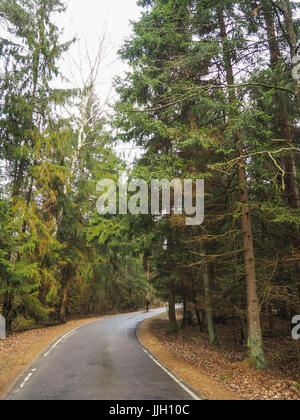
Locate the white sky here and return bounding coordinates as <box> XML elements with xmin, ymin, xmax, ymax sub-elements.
<box><xmin>55</xmin><ymin>0</ymin><xmax>144</xmax><ymax>163</ymax></box>
<box><xmin>56</xmin><ymin>0</ymin><xmax>142</xmax><ymax>105</ymax></box>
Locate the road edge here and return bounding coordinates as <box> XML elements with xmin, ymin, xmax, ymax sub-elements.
<box><xmin>136</xmin><ymin>316</ymin><xmax>204</xmax><ymax>401</ymax></box>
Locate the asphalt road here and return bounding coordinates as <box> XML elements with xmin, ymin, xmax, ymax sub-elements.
<box><xmin>6</xmin><ymin>308</ymin><xmax>199</xmax><ymax>400</ymax></box>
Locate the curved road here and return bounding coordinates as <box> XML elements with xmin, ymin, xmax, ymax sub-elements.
<box><xmin>6</xmin><ymin>308</ymin><xmax>199</xmax><ymax>400</ymax></box>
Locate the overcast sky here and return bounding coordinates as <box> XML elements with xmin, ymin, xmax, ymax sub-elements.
<box><xmin>56</xmin><ymin>0</ymin><xmax>142</xmax><ymax>104</ymax></box>
<box><xmin>54</xmin><ymin>0</ymin><xmax>144</xmax><ymax>162</ymax></box>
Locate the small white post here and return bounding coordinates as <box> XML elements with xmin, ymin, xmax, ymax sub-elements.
<box><xmin>0</xmin><ymin>315</ymin><xmax>6</xmax><ymax>340</ymax></box>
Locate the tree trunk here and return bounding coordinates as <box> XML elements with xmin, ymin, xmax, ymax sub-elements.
<box><xmin>195</xmin><ymin>306</ymin><xmax>201</xmax><ymax>326</ymax></box>
<box><xmin>238</xmin><ymin>153</ymin><xmax>266</xmax><ymax>367</ymax></box>
<box><xmin>240</xmin><ymin>316</ymin><xmax>248</xmax><ymax>345</ymax></box>
<box><xmin>59</xmin><ymin>266</ymin><xmax>72</xmax><ymax>324</ymax></box>
<box><xmin>181</xmin><ymin>294</ymin><xmax>188</xmax><ymax>329</ymax></box>
<box><xmin>194</xmin><ymin>299</ymin><xmax>206</xmax><ymax>332</ymax></box>
<box><xmin>202</xmin><ymin>244</ymin><xmax>219</xmax><ymax>346</ymax></box>
<box><xmin>187</xmin><ymin>307</ymin><xmax>194</xmax><ymax>327</ymax></box>
<box><xmin>168</xmin><ymin>289</ymin><xmax>178</xmax><ymax>333</ymax></box>
<box><xmin>217</xmin><ymin>4</ymin><xmax>266</xmax><ymax>368</ymax></box>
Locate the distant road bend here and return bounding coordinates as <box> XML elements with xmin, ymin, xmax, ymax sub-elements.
<box><xmin>6</xmin><ymin>308</ymin><xmax>200</xmax><ymax>400</ymax></box>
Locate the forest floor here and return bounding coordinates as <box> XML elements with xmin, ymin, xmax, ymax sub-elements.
<box><xmin>0</xmin><ymin>316</ymin><xmax>107</xmax><ymax>399</ymax></box>
<box><xmin>138</xmin><ymin>312</ymin><xmax>300</xmax><ymax>400</ymax></box>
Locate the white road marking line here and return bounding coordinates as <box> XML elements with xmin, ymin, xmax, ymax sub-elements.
<box><xmin>43</xmin><ymin>324</ymin><xmax>86</xmax><ymax>358</ymax></box>
<box><xmin>20</xmin><ymin>373</ymin><xmax>33</xmax><ymax>388</ymax></box>
<box><xmin>143</xmin><ymin>349</ymin><xmax>201</xmax><ymax>401</ymax></box>
<box><xmin>44</xmin><ymin>329</ymin><xmax>77</xmax><ymax>357</ymax></box>
<box><xmin>15</xmin><ymin>320</ymin><xmax>103</xmax><ymax>393</ymax></box>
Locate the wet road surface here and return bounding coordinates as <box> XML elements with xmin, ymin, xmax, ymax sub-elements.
<box><xmin>6</xmin><ymin>308</ymin><xmax>200</xmax><ymax>400</ymax></box>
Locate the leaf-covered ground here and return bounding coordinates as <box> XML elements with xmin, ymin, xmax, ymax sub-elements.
<box><xmin>139</xmin><ymin>313</ymin><xmax>300</xmax><ymax>400</ymax></box>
